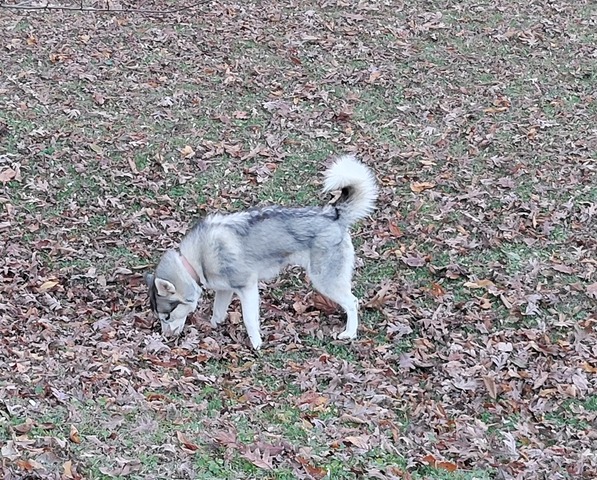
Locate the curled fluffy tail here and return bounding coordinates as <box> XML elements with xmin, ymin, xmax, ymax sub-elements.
<box><xmin>323</xmin><ymin>155</ymin><xmax>378</xmax><ymax>226</ymax></box>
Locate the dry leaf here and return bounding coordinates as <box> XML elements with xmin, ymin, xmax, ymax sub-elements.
<box><xmin>410</xmin><ymin>181</ymin><xmax>436</xmax><ymax>193</ymax></box>
<box><xmin>463</xmin><ymin>279</ymin><xmax>495</xmax><ymax>289</ymax></box>
<box><xmin>180</xmin><ymin>145</ymin><xmax>195</xmax><ymax>158</ymax></box>
<box><xmin>552</xmin><ymin>263</ymin><xmax>574</xmax><ymax>274</ymax></box>
<box><xmin>38</xmin><ymin>280</ymin><xmax>59</xmax><ymax>292</ymax></box>
<box><xmin>429</xmin><ymin>282</ymin><xmax>446</xmax><ymax>298</ymax></box>
<box><xmin>69</xmin><ymin>425</ymin><xmax>81</xmax><ymax>444</ymax></box>
<box><xmin>483</xmin><ymin>375</ymin><xmax>498</xmax><ymax>399</ymax></box>
<box><xmin>586</xmin><ymin>282</ymin><xmax>597</xmax><ymax>299</ymax></box>
<box><xmin>388</xmin><ymin>221</ymin><xmax>403</xmax><ymax>238</ymax></box>
<box><xmin>344</xmin><ymin>435</ymin><xmax>370</xmax><ymax>450</ymax></box>
<box><xmin>176</xmin><ymin>431</ymin><xmax>199</xmax><ymax>451</ymax></box>
<box><xmin>241</xmin><ymin>448</ymin><xmax>273</xmax><ymax>470</ymax></box>
<box><xmin>0</xmin><ymin>168</ymin><xmax>16</xmax><ymax>183</ymax></box>
<box><xmin>312</xmin><ymin>293</ymin><xmax>338</xmax><ymax>314</ymax></box>
<box><xmin>402</xmin><ymin>255</ymin><xmax>426</xmax><ymax>267</ymax></box>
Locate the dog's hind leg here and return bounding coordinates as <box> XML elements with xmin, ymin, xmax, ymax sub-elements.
<box><xmin>236</xmin><ymin>284</ymin><xmax>263</xmax><ymax>350</ymax></box>
<box><xmin>211</xmin><ymin>290</ymin><xmax>234</xmax><ymax>328</ymax></box>
<box><xmin>312</xmin><ymin>279</ymin><xmax>359</xmax><ymax>340</ymax></box>
<box><xmin>309</xmin><ymin>237</ymin><xmax>359</xmax><ymax>340</ymax></box>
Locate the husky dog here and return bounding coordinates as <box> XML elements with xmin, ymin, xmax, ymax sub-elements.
<box><xmin>145</xmin><ymin>155</ymin><xmax>378</xmax><ymax>350</ymax></box>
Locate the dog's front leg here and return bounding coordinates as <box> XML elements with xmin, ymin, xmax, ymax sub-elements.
<box><xmin>211</xmin><ymin>290</ymin><xmax>234</xmax><ymax>328</ymax></box>
<box><xmin>236</xmin><ymin>284</ymin><xmax>263</xmax><ymax>350</ymax></box>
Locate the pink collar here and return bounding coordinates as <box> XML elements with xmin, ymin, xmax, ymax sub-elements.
<box><xmin>179</xmin><ymin>253</ymin><xmax>200</xmax><ymax>284</ymax></box>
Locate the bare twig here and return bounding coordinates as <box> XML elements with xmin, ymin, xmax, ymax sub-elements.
<box><xmin>0</xmin><ymin>1</ymin><xmax>210</xmax><ymax>14</ymax></box>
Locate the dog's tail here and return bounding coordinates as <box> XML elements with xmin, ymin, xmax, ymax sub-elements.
<box><xmin>323</xmin><ymin>155</ymin><xmax>378</xmax><ymax>227</ymax></box>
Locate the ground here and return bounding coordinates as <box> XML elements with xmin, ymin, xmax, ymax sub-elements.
<box><xmin>0</xmin><ymin>0</ymin><xmax>596</xmax><ymax>479</ymax></box>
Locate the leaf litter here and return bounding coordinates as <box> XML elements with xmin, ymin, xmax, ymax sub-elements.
<box><xmin>0</xmin><ymin>0</ymin><xmax>596</xmax><ymax>479</ymax></box>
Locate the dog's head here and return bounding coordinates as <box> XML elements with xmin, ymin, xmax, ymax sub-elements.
<box><xmin>145</xmin><ymin>250</ymin><xmax>202</xmax><ymax>336</ymax></box>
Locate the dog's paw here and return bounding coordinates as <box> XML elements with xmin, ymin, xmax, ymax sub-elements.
<box><xmin>250</xmin><ymin>336</ymin><xmax>263</xmax><ymax>351</ymax></box>
<box><xmin>210</xmin><ymin>315</ymin><xmax>225</xmax><ymax>328</ymax></box>
<box><xmin>338</xmin><ymin>330</ymin><xmax>357</xmax><ymax>340</ymax></box>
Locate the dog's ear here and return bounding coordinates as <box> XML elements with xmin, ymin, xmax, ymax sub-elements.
<box><xmin>144</xmin><ymin>273</ymin><xmax>155</xmax><ymax>287</ymax></box>
<box><xmin>154</xmin><ymin>278</ymin><xmax>176</xmax><ymax>297</ymax></box>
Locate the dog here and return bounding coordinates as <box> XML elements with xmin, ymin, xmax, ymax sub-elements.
<box><xmin>145</xmin><ymin>154</ymin><xmax>378</xmax><ymax>350</ymax></box>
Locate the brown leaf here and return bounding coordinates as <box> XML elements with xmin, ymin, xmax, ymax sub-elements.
<box><xmin>16</xmin><ymin>459</ymin><xmax>41</xmax><ymax>471</ymax></box>
<box><xmin>241</xmin><ymin>448</ymin><xmax>273</xmax><ymax>470</ymax></box>
<box><xmin>402</xmin><ymin>255</ymin><xmax>426</xmax><ymax>267</ymax></box>
<box><xmin>212</xmin><ymin>430</ymin><xmax>238</xmax><ymax>448</ymax></box>
<box><xmin>483</xmin><ymin>375</ymin><xmax>497</xmax><ymax>399</ymax></box>
<box><xmin>552</xmin><ymin>263</ymin><xmax>574</xmax><ymax>274</ymax></box>
<box><xmin>367</xmin><ymin>70</ymin><xmax>381</xmax><ymax>83</ymax></box>
<box><xmin>69</xmin><ymin>424</ymin><xmax>81</xmax><ymax>444</ymax></box>
<box><xmin>13</xmin><ymin>419</ymin><xmax>33</xmax><ymax>434</ymax></box>
<box><xmin>0</xmin><ymin>168</ymin><xmax>16</xmax><ymax>183</ymax></box>
<box><xmin>293</xmin><ymin>300</ymin><xmax>307</xmax><ymax>315</ymax></box>
<box><xmin>63</xmin><ymin>461</ymin><xmax>83</xmax><ymax>479</ymax></box>
<box><xmin>365</xmin><ymin>281</ymin><xmax>393</xmax><ymax>309</ymax></box>
<box><xmin>437</xmin><ymin>461</ymin><xmax>458</xmax><ymax>472</ymax></box>
<box><xmin>297</xmin><ymin>391</ymin><xmax>328</xmax><ymax>410</ymax></box>
<box><xmin>38</xmin><ymin>280</ymin><xmax>59</xmax><ymax>292</ymax></box>
<box><xmin>344</xmin><ymin>435</ymin><xmax>370</xmax><ymax>450</ymax></box>
<box><xmin>581</xmin><ymin>362</ymin><xmax>597</xmax><ymax>373</ymax></box>
<box><xmin>586</xmin><ymin>282</ymin><xmax>597</xmax><ymax>299</ymax></box>
<box><xmin>93</xmin><ymin>92</ymin><xmax>105</xmax><ymax>105</ymax></box>
<box><xmin>410</xmin><ymin>181</ymin><xmax>435</xmax><ymax>193</ymax></box>
<box><xmin>176</xmin><ymin>431</ymin><xmax>199</xmax><ymax>452</ymax></box>
<box><xmin>312</xmin><ymin>293</ymin><xmax>337</xmax><ymax>315</ymax></box>
<box><xmin>429</xmin><ymin>282</ymin><xmax>446</xmax><ymax>298</ymax></box>
<box><xmin>388</xmin><ymin>221</ymin><xmax>403</xmax><ymax>238</ymax></box>
<box><xmin>478</xmin><ymin>297</ymin><xmax>492</xmax><ymax>309</ymax></box>
<box><xmin>296</xmin><ymin>456</ymin><xmax>328</xmax><ymax>478</ymax></box>
<box><xmin>180</xmin><ymin>145</ymin><xmax>195</xmax><ymax>159</ymax></box>
<box><xmin>304</xmin><ymin>463</ymin><xmax>328</xmax><ymax>479</ymax></box>
<box><xmin>463</xmin><ymin>279</ymin><xmax>495</xmax><ymax>290</ymax></box>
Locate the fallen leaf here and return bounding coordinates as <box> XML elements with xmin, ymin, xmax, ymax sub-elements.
<box><xmin>552</xmin><ymin>263</ymin><xmax>573</xmax><ymax>274</ymax></box>
<box><xmin>12</xmin><ymin>419</ymin><xmax>34</xmax><ymax>434</ymax></box>
<box><xmin>365</xmin><ymin>281</ymin><xmax>393</xmax><ymax>308</ymax></box>
<box><xmin>478</xmin><ymin>297</ymin><xmax>492</xmax><ymax>309</ymax></box>
<box><xmin>0</xmin><ymin>168</ymin><xmax>16</xmax><ymax>183</ymax></box>
<box><xmin>312</xmin><ymin>293</ymin><xmax>337</xmax><ymax>314</ymax></box>
<box><xmin>402</xmin><ymin>255</ymin><xmax>426</xmax><ymax>267</ymax></box>
<box><xmin>463</xmin><ymin>279</ymin><xmax>495</xmax><ymax>289</ymax></box>
<box><xmin>389</xmin><ymin>221</ymin><xmax>403</xmax><ymax>238</ymax></box>
<box><xmin>344</xmin><ymin>435</ymin><xmax>370</xmax><ymax>450</ymax></box>
<box><xmin>38</xmin><ymin>280</ymin><xmax>59</xmax><ymax>292</ymax></box>
<box><xmin>410</xmin><ymin>181</ymin><xmax>435</xmax><ymax>193</ymax></box>
<box><xmin>212</xmin><ymin>430</ymin><xmax>238</xmax><ymax>448</ymax></box>
<box><xmin>1</xmin><ymin>441</ymin><xmax>19</xmax><ymax>461</ymax></box>
<box><xmin>241</xmin><ymin>448</ymin><xmax>273</xmax><ymax>470</ymax></box>
<box><xmin>180</xmin><ymin>145</ymin><xmax>195</xmax><ymax>158</ymax></box>
<box><xmin>16</xmin><ymin>459</ymin><xmax>40</xmax><ymax>471</ymax></box>
<box><xmin>483</xmin><ymin>375</ymin><xmax>498</xmax><ymax>399</ymax></box>
<box><xmin>69</xmin><ymin>424</ymin><xmax>81</xmax><ymax>444</ymax></box>
<box><xmin>429</xmin><ymin>282</ymin><xmax>446</xmax><ymax>298</ymax></box>
<box><xmin>297</xmin><ymin>391</ymin><xmax>328</xmax><ymax>410</ymax></box>
<box><xmin>88</xmin><ymin>143</ymin><xmax>103</xmax><ymax>155</ymax></box>
<box><xmin>437</xmin><ymin>461</ymin><xmax>458</xmax><ymax>472</ymax></box>
<box><xmin>176</xmin><ymin>431</ymin><xmax>199</xmax><ymax>452</ymax></box>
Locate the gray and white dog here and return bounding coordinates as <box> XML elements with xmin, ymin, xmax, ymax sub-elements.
<box><xmin>145</xmin><ymin>155</ymin><xmax>378</xmax><ymax>350</ymax></box>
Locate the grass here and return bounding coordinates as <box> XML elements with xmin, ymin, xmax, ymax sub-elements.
<box><xmin>1</xmin><ymin>1</ymin><xmax>596</xmax><ymax>479</ymax></box>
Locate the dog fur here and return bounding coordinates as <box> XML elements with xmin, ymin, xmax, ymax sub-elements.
<box><xmin>145</xmin><ymin>155</ymin><xmax>378</xmax><ymax>350</ymax></box>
